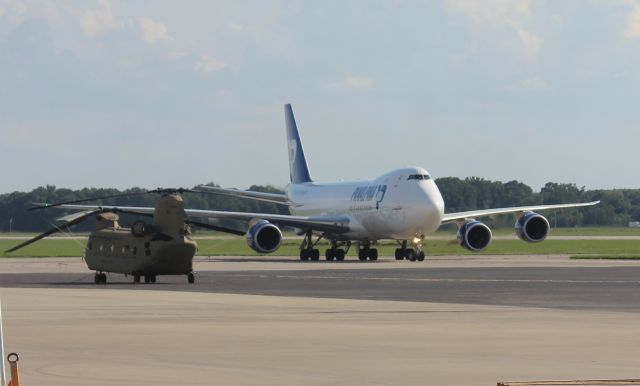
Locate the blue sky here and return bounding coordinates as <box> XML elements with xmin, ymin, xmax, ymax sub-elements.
<box><xmin>1</xmin><ymin>0</ymin><xmax>639</xmax><ymax>193</ymax></box>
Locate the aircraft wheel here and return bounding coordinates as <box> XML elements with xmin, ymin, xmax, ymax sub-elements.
<box><xmin>406</xmin><ymin>249</ymin><xmax>417</xmax><ymax>262</ymax></box>
<box><xmin>133</xmin><ymin>272</ymin><xmax>141</xmax><ymax>283</ymax></box>
<box><xmin>311</xmin><ymin>249</ymin><xmax>320</xmax><ymax>261</ymax></box>
<box><xmin>358</xmin><ymin>248</ymin><xmax>368</xmax><ymax>261</ymax></box>
<box><xmin>94</xmin><ymin>273</ymin><xmax>107</xmax><ymax>284</ymax></box>
<box><xmin>187</xmin><ymin>272</ymin><xmax>195</xmax><ymax>284</ymax></box>
<box><xmin>144</xmin><ymin>274</ymin><xmax>152</xmax><ymax>284</ymax></box>
<box><xmin>325</xmin><ymin>249</ymin><xmax>335</xmax><ymax>261</ymax></box>
<box><xmin>300</xmin><ymin>250</ymin><xmax>309</xmax><ymax>261</ymax></box>
<box><xmin>336</xmin><ymin>249</ymin><xmax>345</xmax><ymax>261</ymax></box>
<box><xmin>369</xmin><ymin>249</ymin><xmax>378</xmax><ymax>261</ymax></box>
<box><xmin>150</xmin><ymin>275</ymin><xmax>156</xmax><ymax>283</ymax></box>
<box><xmin>417</xmin><ymin>251</ymin><xmax>425</xmax><ymax>261</ymax></box>
<box><xmin>395</xmin><ymin>248</ymin><xmax>404</xmax><ymax>260</ymax></box>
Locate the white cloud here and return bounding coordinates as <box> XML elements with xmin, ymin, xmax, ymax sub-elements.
<box><xmin>330</xmin><ymin>75</ymin><xmax>374</xmax><ymax>90</ymax></box>
<box><xmin>624</xmin><ymin>2</ymin><xmax>640</xmax><ymax>38</ymax></box>
<box><xmin>7</xmin><ymin>0</ymin><xmax>26</xmax><ymax>15</ymax></box>
<box><xmin>75</xmin><ymin>3</ymin><xmax>169</xmax><ymax>45</ymax></box>
<box><xmin>344</xmin><ymin>75</ymin><xmax>374</xmax><ymax>89</ymax></box>
<box><xmin>521</xmin><ymin>76</ymin><xmax>548</xmax><ymax>90</ymax></box>
<box><xmin>515</xmin><ymin>26</ymin><xmax>543</xmax><ymax>57</ymax></box>
<box><xmin>0</xmin><ymin>0</ymin><xmax>27</xmax><ymax>19</ymax></box>
<box><xmin>446</xmin><ymin>0</ymin><xmax>543</xmax><ymax>58</ymax></box>
<box><xmin>228</xmin><ymin>22</ymin><xmax>244</xmax><ymax>32</ymax></box>
<box><xmin>76</xmin><ymin>0</ymin><xmax>120</xmax><ymax>37</ymax></box>
<box><xmin>196</xmin><ymin>56</ymin><xmax>226</xmax><ymax>73</ymax></box>
<box><xmin>138</xmin><ymin>17</ymin><xmax>168</xmax><ymax>44</ymax></box>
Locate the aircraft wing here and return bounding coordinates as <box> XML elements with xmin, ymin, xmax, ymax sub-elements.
<box><xmin>185</xmin><ymin>209</ymin><xmax>350</xmax><ymax>233</ymax></box>
<box><xmin>195</xmin><ymin>186</ymin><xmax>291</xmax><ymax>205</ymax></box>
<box><xmin>51</xmin><ymin>204</ymin><xmax>350</xmax><ymax>234</ymax></box>
<box><xmin>441</xmin><ymin>201</ymin><xmax>600</xmax><ymax>223</ymax></box>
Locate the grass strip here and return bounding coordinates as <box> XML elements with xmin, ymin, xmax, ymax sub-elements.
<box><xmin>2</xmin><ymin>238</ymin><xmax>640</xmax><ymax>258</ymax></box>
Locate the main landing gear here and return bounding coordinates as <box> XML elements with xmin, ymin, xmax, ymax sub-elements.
<box><xmin>299</xmin><ymin>231</ymin><xmax>321</xmax><ymax>261</ymax></box>
<box><xmin>394</xmin><ymin>240</ymin><xmax>426</xmax><ymax>262</ymax></box>
<box><xmin>94</xmin><ymin>272</ymin><xmax>107</xmax><ymax>284</ymax></box>
<box><xmin>358</xmin><ymin>243</ymin><xmax>378</xmax><ymax>261</ymax></box>
<box><xmin>144</xmin><ymin>274</ymin><xmax>157</xmax><ymax>284</ymax></box>
<box><xmin>187</xmin><ymin>272</ymin><xmax>195</xmax><ymax>284</ymax></box>
<box><xmin>132</xmin><ymin>271</ymin><xmax>156</xmax><ymax>284</ymax></box>
<box><xmin>325</xmin><ymin>240</ymin><xmax>349</xmax><ymax>261</ymax></box>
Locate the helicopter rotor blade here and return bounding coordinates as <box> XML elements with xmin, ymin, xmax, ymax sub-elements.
<box><xmin>55</xmin><ymin>208</ymin><xmax>155</xmax><ymax>223</ymax></box>
<box><xmin>29</xmin><ymin>191</ymin><xmax>151</xmax><ymax>211</ymax></box>
<box><xmin>111</xmin><ymin>209</ymin><xmax>155</xmax><ymax>218</ymax></box>
<box><xmin>56</xmin><ymin>209</ymin><xmax>104</xmax><ymax>223</ymax></box>
<box><xmin>5</xmin><ymin>209</ymin><xmax>102</xmax><ymax>253</ymax></box>
<box><xmin>185</xmin><ymin>219</ymin><xmax>246</xmax><ymax>236</ymax></box>
<box><xmin>29</xmin><ymin>187</ymin><xmax>201</xmax><ymax>211</ymax></box>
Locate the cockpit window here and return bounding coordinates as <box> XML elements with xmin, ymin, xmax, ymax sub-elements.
<box><xmin>408</xmin><ymin>174</ymin><xmax>431</xmax><ymax>181</ymax></box>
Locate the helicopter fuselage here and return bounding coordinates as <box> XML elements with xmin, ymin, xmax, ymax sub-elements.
<box><xmin>85</xmin><ymin>226</ymin><xmax>197</xmax><ymax>277</ymax></box>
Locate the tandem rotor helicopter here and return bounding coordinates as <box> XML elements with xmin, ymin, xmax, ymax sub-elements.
<box><xmin>5</xmin><ymin>189</ymin><xmax>244</xmax><ymax>284</ymax></box>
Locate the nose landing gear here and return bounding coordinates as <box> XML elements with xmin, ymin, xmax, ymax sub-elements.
<box><xmin>394</xmin><ymin>240</ymin><xmax>426</xmax><ymax>262</ymax></box>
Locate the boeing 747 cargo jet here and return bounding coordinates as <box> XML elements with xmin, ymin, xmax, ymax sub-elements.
<box><xmin>51</xmin><ymin>104</ymin><xmax>598</xmax><ymax>261</ymax></box>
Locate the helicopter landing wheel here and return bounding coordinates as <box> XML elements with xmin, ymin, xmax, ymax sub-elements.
<box><xmin>187</xmin><ymin>272</ymin><xmax>195</xmax><ymax>284</ymax></box>
<box><xmin>94</xmin><ymin>272</ymin><xmax>107</xmax><ymax>284</ymax></box>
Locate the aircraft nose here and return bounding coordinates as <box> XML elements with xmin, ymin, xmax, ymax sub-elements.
<box><xmin>418</xmin><ymin>182</ymin><xmax>444</xmax><ymax>232</ymax></box>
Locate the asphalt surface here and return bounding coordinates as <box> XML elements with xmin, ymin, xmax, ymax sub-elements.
<box><xmin>2</xmin><ymin>265</ymin><xmax>640</xmax><ymax>312</ymax></box>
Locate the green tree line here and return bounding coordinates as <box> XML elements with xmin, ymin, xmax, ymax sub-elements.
<box><xmin>0</xmin><ymin>178</ymin><xmax>638</xmax><ymax>232</ymax></box>
<box><xmin>0</xmin><ymin>183</ymin><xmax>288</xmax><ymax>233</ymax></box>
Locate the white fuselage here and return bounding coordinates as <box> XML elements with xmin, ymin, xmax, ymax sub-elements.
<box><xmin>286</xmin><ymin>167</ymin><xmax>445</xmax><ymax>241</ymax></box>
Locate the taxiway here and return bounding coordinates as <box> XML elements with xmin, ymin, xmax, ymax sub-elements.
<box><xmin>1</xmin><ymin>255</ymin><xmax>639</xmax><ymax>386</ymax></box>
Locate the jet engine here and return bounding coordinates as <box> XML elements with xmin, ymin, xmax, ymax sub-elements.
<box><xmin>246</xmin><ymin>220</ymin><xmax>283</xmax><ymax>253</ymax></box>
<box><xmin>457</xmin><ymin>220</ymin><xmax>492</xmax><ymax>251</ymax></box>
<box><xmin>515</xmin><ymin>212</ymin><xmax>550</xmax><ymax>243</ymax></box>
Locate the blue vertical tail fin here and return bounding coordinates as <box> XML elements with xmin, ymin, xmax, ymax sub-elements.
<box><xmin>285</xmin><ymin>104</ymin><xmax>313</xmax><ymax>184</ymax></box>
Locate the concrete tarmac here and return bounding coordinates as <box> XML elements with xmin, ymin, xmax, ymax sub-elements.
<box><xmin>1</xmin><ymin>255</ymin><xmax>640</xmax><ymax>385</ymax></box>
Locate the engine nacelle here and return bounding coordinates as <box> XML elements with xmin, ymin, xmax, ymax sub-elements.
<box><xmin>515</xmin><ymin>212</ymin><xmax>550</xmax><ymax>243</ymax></box>
<box><xmin>457</xmin><ymin>220</ymin><xmax>492</xmax><ymax>251</ymax></box>
<box><xmin>246</xmin><ymin>220</ymin><xmax>283</xmax><ymax>254</ymax></box>
<box><xmin>131</xmin><ymin>220</ymin><xmax>153</xmax><ymax>237</ymax></box>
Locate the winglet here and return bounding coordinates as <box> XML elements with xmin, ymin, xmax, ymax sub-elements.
<box><xmin>285</xmin><ymin>104</ymin><xmax>313</xmax><ymax>184</ymax></box>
